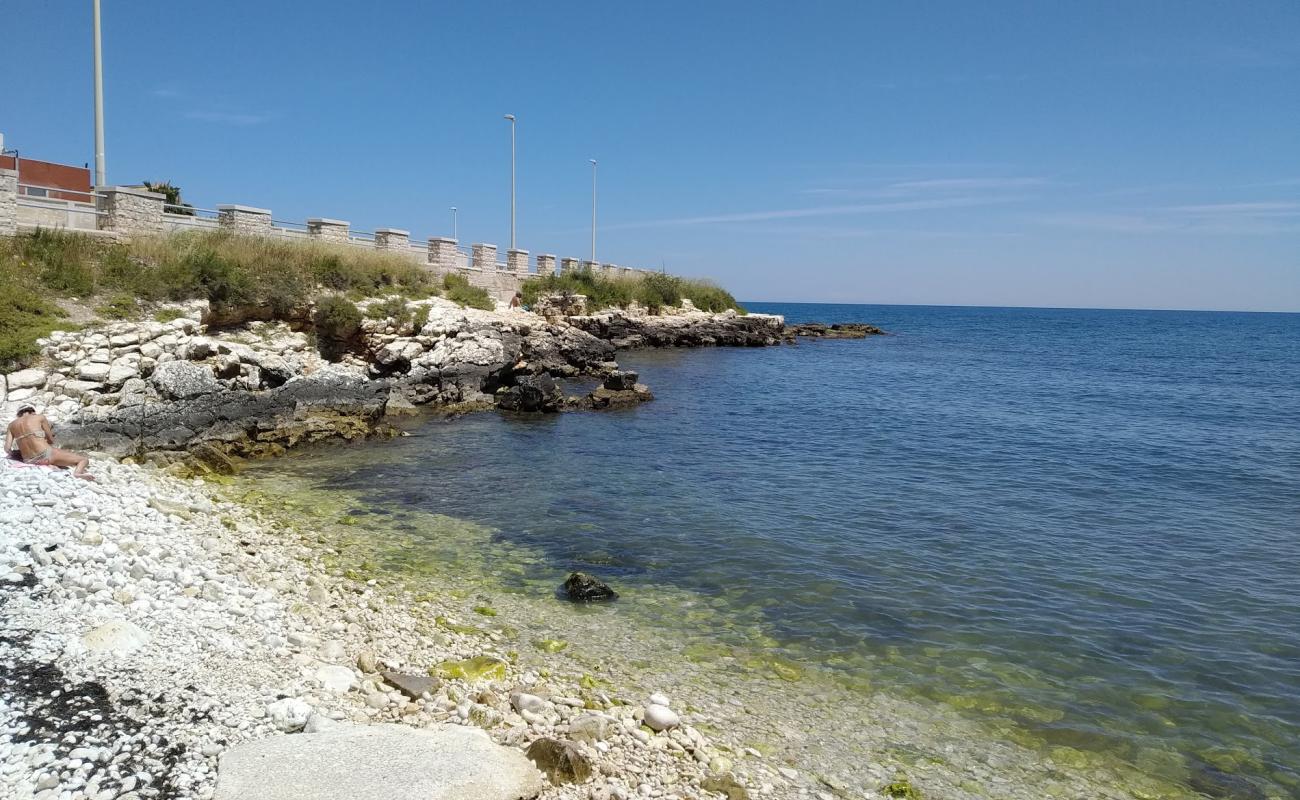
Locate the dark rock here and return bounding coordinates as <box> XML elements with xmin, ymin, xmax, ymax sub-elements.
<box><xmin>588</xmin><ymin>383</ymin><xmax>654</xmax><ymax>410</ymax></box>
<box><xmin>563</xmin><ymin>572</ymin><xmax>618</xmax><ymax>603</ymax></box>
<box><xmin>497</xmin><ymin>373</ymin><xmax>563</xmax><ymax>413</ymax></box>
<box><xmin>702</xmin><ymin>774</ymin><xmax>751</xmax><ymax>800</ymax></box>
<box><xmin>784</xmin><ymin>322</ymin><xmax>885</xmax><ymax>339</ymax></box>
<box><xmin>380</xmin><ymin>670</ymin><xmax>441</xmax><ymax>701</ymax></box>
<box><xmin>602</xmin><ymin>370</ymin><xmax>639</xmax><ymax>391</ymax></box>
<box><xmin>525</xmin><ymin>738</ymin><xmax>593</xmax><ymax>785</ymax></box>
<box><xmin>568</xmin><ymin>311</ymin><xmax>785</xmax><ymax>349</ymax></box>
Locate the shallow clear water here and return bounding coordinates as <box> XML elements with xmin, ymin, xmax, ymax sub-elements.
<box><xmin>249</xmin><ymin>304</ymin><xmax>1300</xmax><ymax>798</ymax></box>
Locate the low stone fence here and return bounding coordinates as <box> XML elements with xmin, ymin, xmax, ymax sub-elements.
<box><xmin>0</xmin><ymin>176</ymin><xmax>668</xmax><ymax>303</ymax></box>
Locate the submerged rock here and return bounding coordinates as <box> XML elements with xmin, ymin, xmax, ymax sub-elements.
<box><xmin>431</xmin><ymin>655</ymin><xmax>508</xmax><ymax>682</ymax></box>
<box><xmin>213</xmin><ymin>723</ymin><xmax>543</xmax><ymax>800</ymax></box>
<box><xmin>525</xmin><ymin>737</ymin><xmax>593</xmax><ymax>785</ymax></box>
<box><xmin>1189</xmin><ymin>764</ymin><xmax>1266</xmax><ymax>800</ymax></box>
<box><xmin>701</xmin><ymin>774</ymin><xmax>751</xmax><ymax>800</ymax></box>
<box><xmin>785</xmin><ymin>322</ymin><xmax>885</xmax><ymax>339</ymax></box>
<box><xmin>563</xmin><ymin>572</ymin><xmax>619</xmax><ymax>603</ymax></box>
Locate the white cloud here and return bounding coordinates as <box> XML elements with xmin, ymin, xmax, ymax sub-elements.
<box><xmin>602</xmin><ymin>196</ymin><xmax>1021</xmax><ymax>231</ymax></box>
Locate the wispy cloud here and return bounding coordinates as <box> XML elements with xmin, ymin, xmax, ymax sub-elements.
<box><xmin>603</xmin><ymin>196</ymin><xmax>1021</xmax><ymax>231</ymax></box>
<box><xmin>888</xmin><ymin>177</ymin><xmax>1049</xmax><ymax>192</ymax></box>
<box><xmin>1163</xmin><ymin>202</ymin><xmax>1300</xmax><ymax>216</ymax></box>
<box><xmin>184</xmin><ymin>110</ymin><xmax>271</xmax><ymax>126</ymax></box>
<box><xmin>1031</xmin><ymin>201</ymin><xmax>1300</xmax><ymax>235</ymax></box>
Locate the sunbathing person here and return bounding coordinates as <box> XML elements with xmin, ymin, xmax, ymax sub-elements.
<box><xmin>5</xmin><ymin>404</ymin><xmax>95</xmax><ymax>481</ymax></box>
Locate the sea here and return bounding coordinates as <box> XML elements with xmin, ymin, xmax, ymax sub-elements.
<box><xmin>242</xmin><ymin>303</ymin><xmax>1300</xmax><ymax>799</ymax></box>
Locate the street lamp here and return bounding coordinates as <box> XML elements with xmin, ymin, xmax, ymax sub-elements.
<box><xmin>450</xmin><ymin>206</ymin><xmax>458</xmax><ymax>241</ymax></box>
<box><xmin>503</xmin><ymin>114</ymin><xmax>516</xmax><ymax>250</ymax></box>
<box><xmin>92</xmin><ymin>0</ymin><xmax>106</xmax><ymax>186</ymax></box>
<box><xmin>590</xmin><ymin>159</ymin><xmax>597</xmax><ymax>263</ymax></box>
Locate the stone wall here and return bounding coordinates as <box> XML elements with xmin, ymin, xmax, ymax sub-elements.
<box><xmin>308</xmin><ymin>218</ymin><xmax>350</xmax><ymax>243</ymax></box>
<box><xmin>0</xmin><ymin>169</ymin><xmax>20</xmax><ymax>236</ymax></box>
<box><xmin>471</xmin><ymin>243</ymin><xmax>498</xmax><ymax>271</ymax></box>
<box><xmin>375</xmin><ymin>228</ymin><xmax>410</xmax><ymax>251</ymax></box>
<box><xmin>97</xmin><ymin>186</ymin><xmax>164</xmax><ymax>236</ymax></box>
<box><xmin>506</xmin><ymin>248</ymin><xmax>529</xmax><ymax>276</ymax></box>
<box><xmin>217</xmin><ymin>205</ymin><xmax>272</xmax><ymax>235</ymax></box>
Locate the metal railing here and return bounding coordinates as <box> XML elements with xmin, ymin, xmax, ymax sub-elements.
<box><xmin>162</xmin><ymin>203</ymin><xmax>220</xmax><ymax>232</ymax></box>
<box><xmin>16</xmin><ymin>183</ymin><xmax>102</xmax><ymax>230</ymax></box>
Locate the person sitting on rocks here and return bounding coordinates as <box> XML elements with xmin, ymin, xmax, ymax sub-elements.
<box><xmin>5</xmin><ymin>404</ymin><xmax>95</xmax><ymax>481</ymax></box>
<box><xmin>510</xmin><ymin>292</ymin><xmax>523</xmax><ymax>309</ymax></box>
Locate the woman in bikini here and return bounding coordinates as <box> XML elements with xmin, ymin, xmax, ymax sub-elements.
<box><xmin>5</xmin><ymin>404</ymin><xmax>95</xmax><ymax>481</ymax></box>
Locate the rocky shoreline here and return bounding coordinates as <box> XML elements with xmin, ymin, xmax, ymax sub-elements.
<box><xmin>0</xmin><ymin>459</ymin><xmax>802</xmax><ymax>800</ymax></box>
<box><xmin>0</xmin><ymin>301</ymin><xmax>799</xmax><ymax>472</ymax></box>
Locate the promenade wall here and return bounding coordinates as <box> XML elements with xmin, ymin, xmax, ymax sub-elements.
<box><xmin>0</xmin><ymin>177</ymin><xmax>665</xmax><ymax>303</ymax></box>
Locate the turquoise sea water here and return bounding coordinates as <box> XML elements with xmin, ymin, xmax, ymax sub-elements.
<box><xmin>253</xmin><ymin>304</ymin><xmax>1300</xmax><ymax>797</ymax></box>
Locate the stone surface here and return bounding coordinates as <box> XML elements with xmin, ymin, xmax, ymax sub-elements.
<box><xmin>6</xmin><ymin>368</ymin><xmax>47</xmax><ymax>390</ymax></box>
<box><xmin>644</xmin><ymin>704</ymin><xmax>680</xmax><ymax>732</ymax></box>
<box><xmin>525</xmin><ymin>737</ymin><xmax>593</xmax><ymax>785</ymax></box>
<box><xmin>81</xmin><ymin>620</ymin><xmax>150</xmax><ymax>653</ymax></box>
<box><xmin>150</xmin><ymin>360</ymin><xmax>220</xmax><ymax>400</ymax></box>
<box><xmin>380</xmin><ymin>670</ymin><xmax>439</xmax><ymax>700</ymax></box>
<box><xmin>563</xmin><ymin>572</ymin><xmax>619</xmax><ymax>603</ymax></box>
<box><xmin>213</xmin><ymin>723</ymin><xmax>544</xmax><ymax>800</ymax></box>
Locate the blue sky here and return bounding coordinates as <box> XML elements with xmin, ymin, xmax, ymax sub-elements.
<box><xmin>2</xmin><ymin>1</ymin><xmax>1298</xmax><ymax>311</ymax></box>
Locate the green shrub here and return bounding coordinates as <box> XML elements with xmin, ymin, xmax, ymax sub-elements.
<box><xmin>0</xmin><ymin>255</ymin><xmax>69</xmax><ymax>370</ymax></box>
<box><xmin>154</xmin><ymin>307</ymin><xmax>185</xmax><ymax>323</ymax></box>
<box><xmin>442</xmin><ymin>273</ymin><xmax>494</xmax><ymax>310</ymax></box>
<box><xmin>312</xmin><ymin>295</ymin><xmax>362</xmax><ymax>361</ymax></box>
<box><xmin>520</xmin><ymin>268</ymin><xmax>741</xmax><ymax>314</ymax></box>
<box><xmin>365</xmin><ymin>295</ymin><xmax>411</xmax><ymax>323</ymax></box>
<box><xmin>95</xmin><ymin>292</ymin><xmax>140</xmax><ymax>320</ymax></box>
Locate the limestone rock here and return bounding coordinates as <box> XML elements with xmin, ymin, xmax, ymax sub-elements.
<box><xmin>525</xmin><ymin>737</ymin><xmax>593</xmax><ymax>785</ymax></box>
<box><xmin>315</xmin><ymin>664</ymin><xmax>357</xmax><ymax>693</ymax></box>
<box><xmin>563</xmin><ymin>572</ymin><xmax>619</xmax><ymax>603</ymax></box>
<box><xmin>213</xmin><ymin>723</ymin><xmax>544</xmax><ymax>800</ymax></box>
<box><xmin>6</xmin><ymin>368</ymin><xmax>47</xmax><ymax>390</ymax></box>
<box><xmin>496</xmin><ymin>373</ymin><xmax>563</xmax><ymax>413</ymax></box>
<box><xmin>644</xmin><ymin>704</ymin><xmax>680</xmax><ymax>732</ymax></box>
<box><xmin>82</xmin><ymin>620</ymin><xmax>150</xmax><ymax>653</ymax></box>
<box><xmin>702</xmin><ymin>774</ymin><xmax>751</xmax><ymax>800</ymax></box>
<box><xmin>150</xmin><ymin>360</ymin><xmax>220</xmax><ymax>400</ymax></box>
<box><xmin>267</xmin><ymin>698</ymin><xmax>312</xmax><ymax>732</ymax></box>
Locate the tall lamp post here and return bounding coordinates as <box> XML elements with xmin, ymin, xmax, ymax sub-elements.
<box><xmin>503</xmin><ymin>114</ymin><xmax>516</xmax><ymax>249</ymax></box>
<box><xmin>450</xmin><ymin>206</ymin><xmax>458</xmax><ymax>241</ymax></box>
<box><xmin>92</xmin><ymin>0</ymin><xmax>106</xmax><ymax>186</ymax></box>
<box><xmin>589</xmin><ymin>159</ymin><xmax>598</xmax><ymax>262</ymax></box>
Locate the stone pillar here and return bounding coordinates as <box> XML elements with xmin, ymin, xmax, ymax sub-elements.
<box><xmin>308</xmin><ymin>218</ymin><xmax>350</xmax><ymax>243</ymax></box>
<box><xmin>561</xmin><ymin>257</ymin><xmax>580</xmax><ymax>275</ymax></box>
<box><xmin>581</xmin><ymin>260</ymin><xmax>600</xmax><ymax>276</ymax></box>
<box><xmin>536</xmin><ymin>254</ymin><xmax>557</xmax><ymax>277</ymax></box>
<box><xmin>427</xmin><ymin>237</ymin><xmax>458</xmax><ymax>271</ymax></box>
<box><xmin>506</xmin><ymin>248</ymin><xmax>529</xmax><ymax>276</ymax></box>
<box><xmin>374</xmin><ymin>228</ymin><xmax>410</xmax><ymax>251</ymax></box>
<box><xmin>471</xmin><ymin>243</ymin><xmax>497</xmax><ymax>271</ymax></box>
<box><xmin>217</xmin><ymin>204</ymin><xmax>272</xmax><ymax>235</ymax></box>
<box><xmin>0</xmin><ymin>168</ymin><xmax>16</xmax><ymax>236</ymax></box>
<box><xmin>97</xmin><ymin>186</ymin><xmax>165</xmax><ymax>236</ymax></box>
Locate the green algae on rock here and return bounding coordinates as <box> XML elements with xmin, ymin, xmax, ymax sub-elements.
<box><xmin>431</xmin><ymin>656</ymin><xmax>508</xmax><ymax>682</ymax></box>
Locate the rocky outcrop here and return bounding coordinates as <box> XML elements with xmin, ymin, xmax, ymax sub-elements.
<box><xmin>495</xmin><ymin>373</ymin><xmax>564</xmax><ymax>413</ymax></box>
<box><xmin>567</xmin><ymin>309</ymin><xmax>785</xmax><ymax>349</ymax></box>
<box><xmin>785</xmin><ymin>322</ymin><xmax>886</xmax><ymax>339</ymax></box>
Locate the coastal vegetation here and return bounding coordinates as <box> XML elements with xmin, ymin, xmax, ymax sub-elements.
<box><xmin>521</xmin><ymin>268</ymin><xmax>743</xmax><ymax>314</ymax></box>
<box><xmin>0</xmin><ymin>229</ymin><xmax>499</xmax><ymax>369</ymax></box>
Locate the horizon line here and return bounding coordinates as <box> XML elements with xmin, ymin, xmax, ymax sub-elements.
<box><xmin>739</xmin><ymin>300</ymin><xmax>1300</xmax><ymax>315</ymax></box>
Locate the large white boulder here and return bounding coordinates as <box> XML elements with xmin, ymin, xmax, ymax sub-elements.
<box><xmin>150</xmin><ymin>360</ymin><xmax>220</xmax><ymax>399</ymax></box>
<box><xmin>6</xmin><ymin>368</ymin><xmax>47</xmax><ymax>390</ymax></box>
<box><xmin>213</xmin><ymin>723</ymin><xmax>544</xmax><ymax>800</ymax></box>
<box><xmin>82</xmin><ymin>620</ymin><xmax>150</xmax><ymax>654</ymax></box>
